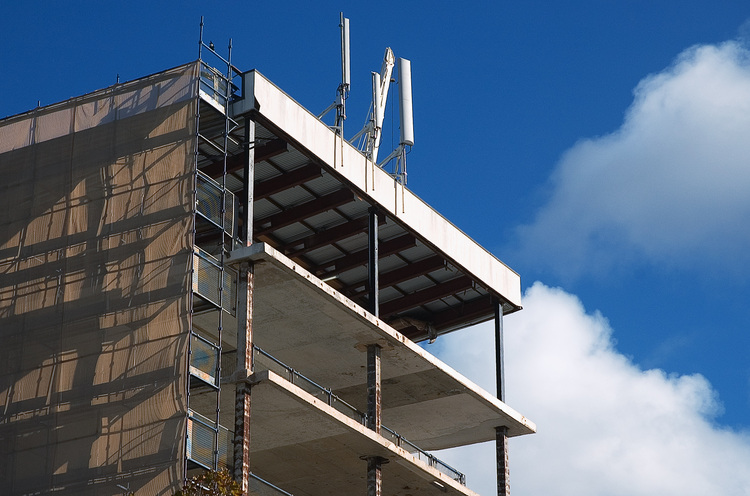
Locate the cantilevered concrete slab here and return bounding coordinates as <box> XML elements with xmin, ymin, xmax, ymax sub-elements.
<box><xmin>232</xmin><ymin>71</ymin><xmax>522</xmax><ymax>311</ymax></box>
<box><xmin>248</xmin><ymin>370</ymin><xmax>478</xmax><ymax>496</ymax></box>
<box><xmin>227</xmin><ymin>243</ymin><xmax>535</xmax><ymax>450</ymax></box>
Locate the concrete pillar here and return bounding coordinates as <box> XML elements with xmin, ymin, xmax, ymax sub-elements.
<box><xmin>368</xmin><ymin>207</ymin><xmax>379</xmax><ymax>317</ymax></box>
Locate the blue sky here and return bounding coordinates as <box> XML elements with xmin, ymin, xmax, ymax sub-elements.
<box><xmin>4</xmin><ymin>2</ymin><xmax>750</xmax><ymax>494</ymax></box>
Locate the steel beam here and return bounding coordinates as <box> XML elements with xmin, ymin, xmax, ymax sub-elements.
<box><xmin>254</xmin><ymin>189</ymin><xmax>353</xmax><ymax>236</ymax></box>
<box><xmin>379</xmin><ymin>276</ymin><xmax>474</xmax><ymax>318</ymax></box>
<box><xmin>315</xmin><ymin>234</ymin><xmax>416</xmax><ymax>279</ymax></box>
<box><xmin>201</xmin><ymin>137</ymin><xmax>287</xmax><ymax>178</ymax></box>
<box><xmin>253</xmin><ymin>163</ymin><xmax>321</xmax><ymax>200</ymax></box>
<box><xmin>431</xmin><ymin>295</ymin><xmax>495</xmax><ymax>331</ymax></box>
<box><xmin>285</xmin><ymin>214</ymin><xmax>385</xmax><ymax>259</ymax></box>
<box><xmin>346</xmin><ymin>255</ymin><xmax>445</xmax><ymax>299</ymax></box>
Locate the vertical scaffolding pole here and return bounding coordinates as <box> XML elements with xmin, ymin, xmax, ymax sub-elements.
<box><xmin>495</xmin><ymin>300</ymin><xmax>510</xmax><ymax>496</ymax></box>
<box><xmin>233</xmin><ymin>117</ymin><xmax>255</xmax><ymax>491</ymax></box>
<box><xmin>367</xmin><ymin>207</ymin><xmax>379</xmax><ymax>317</ymax></box>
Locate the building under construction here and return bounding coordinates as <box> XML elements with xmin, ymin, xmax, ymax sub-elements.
<box><xmin>0</xmin><ymin>32</ymin><xmax>535</xmax><ymax>496</ymax></box>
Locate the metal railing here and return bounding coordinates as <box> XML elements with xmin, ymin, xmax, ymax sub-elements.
<box><xmin>197</xmin><ymin>170</ymin><xmax>235</xmax><ymax>238</ymax></box>
<box><xmin>381</xmin><ymin>425</ymin><xmax>466</xmax><ymax>485</ymax></box>
<box><xmin>251</xmin><ymin>346</ymin><xmax>466</xmax><ymax>486</ymax></box>
<box><xmin>192</xmin><ymin>247</ymin><xmax>237</xmax><ymax>314</ymax></box>
<box><xmin>189</xmin><ymin>333</ymin><xmax>220</xmax><ymax>386</ymax></box>
<box><xmin>248</xmin><ymin>472</ymin><xmax>295</xmax><ymax>496</ymax></box>
<box><xmin>253</xmin><ymin>346</ymin><xmax>367</xmax><ymax>425</ymax></box>
<box><xmin>187</xmin><ymin>409</ymin><xmax>231</xmax><ymax>470</ymax></box>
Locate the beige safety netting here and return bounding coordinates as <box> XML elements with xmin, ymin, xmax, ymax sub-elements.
<box><xmin>0</xmin><ymin>62</ymin><xmax>198</xmax><ymax>496</ymax></box>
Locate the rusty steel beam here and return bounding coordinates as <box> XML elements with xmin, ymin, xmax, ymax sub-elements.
<box><xmin>285</xmin><ymin>214</ymin><xmax>385</xmax><ymax>259</ymax></box>
<box><xmin>379</xmin><ymin>276</ymin><xmax>474</xmax><ymax>318</ymax></box>
<box><xmin>431</xmin><ymin>295</ymin><xmax>496</xmax><ymax>331</ymax></box>
<box><xmin>201</xmin><ymin>138</ymin><xmax>287</xmax><ymax>178</ymax></box>
<box><xmin>315</xmin><ymin>234</ymin><xmax>416</xmax><ymax>279</ymax></box>
<box><xmin>254</xmin><ymin>189</ymin><xmax>353</xmax><ymax>237</ymax></box>
<box><xmin>345</xmin><ymin>255</ymin><xmax>446</xmax><ymax>299</ymax></box>
<box><xmin>253</xmin><ymin>163</ymin><xmax>321</xmax><ymax>200</ymax></box>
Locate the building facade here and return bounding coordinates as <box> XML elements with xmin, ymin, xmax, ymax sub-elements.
<box><xmin>0</xmin><ymin>50</ymin><xmax>534</xmax><ymax>496</ymax></box>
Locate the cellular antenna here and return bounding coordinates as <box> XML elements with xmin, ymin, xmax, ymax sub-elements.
<box><xmin>319</xmin><ymin>12</ymin><xmax>351</xmax><ymax>136</ymax></box>
<box><xmin>379</xmin><ymin>57</ymin><xmax>414</xmax><ymax>185</ymax></box>
<box><xmin>398</xmin><ymin>58</ymin><xmax>414</xmax><ymax>147</ymax></box>
<box><xmin>341</xmin><ymin>13</ymin><xmax>350</xmax><ymax>91</ymax></box>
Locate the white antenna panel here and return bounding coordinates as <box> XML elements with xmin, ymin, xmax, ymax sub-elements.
<box><xmin>372</xmin><ymin>72</ymin><xmax>382</xmax><ymax>125</ymax></box>
<box><xmin>340</xmin><ymin>14</ymin><xmax>351</xmax><ymax>88</ymax></box>
<box><xmin>398</xmin><ymin>57</ymin><xmax>414</xmax><ymax>146</ymax></box>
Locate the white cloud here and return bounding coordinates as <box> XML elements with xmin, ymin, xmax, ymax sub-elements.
<box><xmin>516</xmin><ymin>41</ymin><xmax>750</xmax><ymax>278</ymax></box>
<box><xmin>430</xmin><ymin>282</ymin><xmax>750</xmax><ymax>496</ymax></box>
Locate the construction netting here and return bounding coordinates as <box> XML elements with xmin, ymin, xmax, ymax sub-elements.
<box><xmin>0</xmin><ymin>62</ymin><xmax>198</xmax><ymax>495</ymax></box>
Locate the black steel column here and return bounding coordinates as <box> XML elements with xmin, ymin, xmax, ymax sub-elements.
<box><xmin>367</xmin><ymin>456</ymin><xmax>383</xmax><ymax>496</ymax></box>
<box><xmin>494</xmin><ymin>299</ymin><xmax>510</xmax><ymax>496</ymax></box>
<box><xmin>495</xmin><ymin>300</ymin><xmax>505</xmax><ymax>402</ymax></box>
<box><xmin>367</xmin><ymin>207</ymin><xmax>379</xmax><ymax>317</ymax></box>
<box><xmin>243</xmin><ymin>119</ymin><xmax>255</xmax><ymax>243</ymax></box>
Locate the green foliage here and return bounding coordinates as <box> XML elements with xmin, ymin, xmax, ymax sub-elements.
<box><xmin>174</xmin><ymin>469</ymin><xmax>243</xmax><ymax>496</ymax></box>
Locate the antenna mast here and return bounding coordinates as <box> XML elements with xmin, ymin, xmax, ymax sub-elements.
<box><xmin>350</xmin><ymin>48</ymin><xmax>395</xmax><ymax>162</ymax></box>
<box><xmin>319</xmin><ymin>13</ymin><xmax>351</xmax><ymax>136</ymax></box>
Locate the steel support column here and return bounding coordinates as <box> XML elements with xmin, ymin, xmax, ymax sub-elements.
<box><xmin>496</xmin><ymin>426</ymin><xmax>510</xmax><ymax>496</ymax></box>
<box><xmin>233</xmin><ymin>261</ymin><xmax>254</xmax><ymax>491</ymax></box>
<box><xmin>366</xmin><ymin>344</ymin><xmax>381</xmax><ymax>432</ymax></box>
<box><xmin>243</xmin><ymin>119</ymin><xmax>255</xmax><ymax>243</ymax></box>
<box><xmin>494</xmin><ymin>300</ymin><xmax>510</xmax><ymax>496</ymax></box>
<box><xmin>234</xmin><ymin>117</ymin><xmax>255</xmax><ymax>491</ymax></box>
<box><xmin>367</xmin><ymin>207</ymin><xmax>379</xmax><ymax>317</ymax></box>
<box><xmin>495</xmin><ymin>300</ymin><xmax>505</xmax><ymax>402</ymax></box>
<box><xmin>366</xmin><ymin>344</ymin><xmax>383</xmax><ymax>495</ymax></box>
<box><xmin>367</xmin><ymin>456</ymin><xmax>384</xmax><ymax>496</ymax></box>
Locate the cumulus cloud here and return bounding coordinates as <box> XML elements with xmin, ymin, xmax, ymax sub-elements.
<box><xmin>430</xmin><ymin>283</ymin><xmax>750</xmax><ymax>496</ymax></box>
<box><xmin>515</xmin><ymin>41</ymin><xmax>750</xmax><ymax>278</ymax></box>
